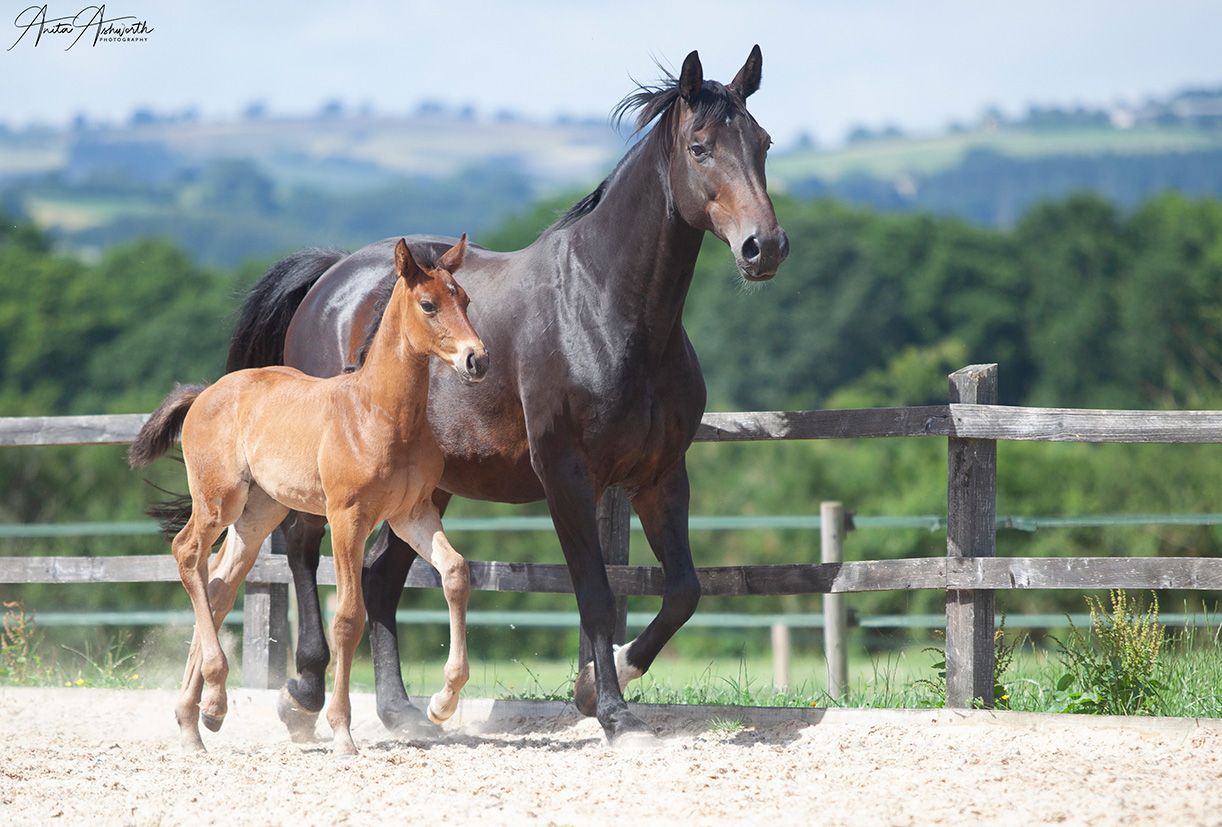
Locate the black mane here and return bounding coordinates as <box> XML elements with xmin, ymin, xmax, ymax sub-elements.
<box><xmin>555</xmin><ymin>69</ymin><xmax>746</xmax><ymax>229</ymax></box>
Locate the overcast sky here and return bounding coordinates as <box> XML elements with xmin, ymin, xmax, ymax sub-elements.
<box><xmin>3</xmin><ymin>0</ymin><xmax>1221</xmax><ymax>146</ymax></box>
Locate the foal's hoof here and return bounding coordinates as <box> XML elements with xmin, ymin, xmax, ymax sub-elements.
<box><xmin>573</xmin><ymin>662</ymin><xmax>597</xmax><ymax>717</ymax></box>
<box><xmin>200</xmin><ymin>712</ymin><xmax>225</xmax><ymax>733</ymax></box>
<box><xmin>277</xmin><ymin>685</ymin><xmax>321</xmax><ymax>743</ymax></box>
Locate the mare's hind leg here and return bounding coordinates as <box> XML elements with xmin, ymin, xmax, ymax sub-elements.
<box><xmin>278</xmin><ymin>512</ymin><xmax>331</xmax><ymax>741</ymax></box>
<box><xmin>575</xmin><ymin>461</ymin><xmax>700</xmax><ymax>715</ymax></box>
<box><xmin>391</xmin><ymin>503</ymin><xmax>470</xmax><ymax>725</ymax></box>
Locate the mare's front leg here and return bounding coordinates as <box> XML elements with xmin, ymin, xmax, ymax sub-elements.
<box><xmin>324</xmin><ymin>509</ymin><xmax>375</xmax><ymax>755</ymax></box>
<box><xmin>575</xmin><ymin>460</ymin><xmax>701</xmax><ymax>711</ymax></box>
<box><xmin>277</xmin><ymin>512</ymin><xmax>331</xmax><ymax>741</ymax></box>
<box><xmin>537</xmin><ymin>452</ymin><xmax>654</xmax><ymax>744</ymax></box>
<box><xmin>363</xmin><ymin>488</ymin><xmax>454</xmax><ymax>733</ymax></box>
<box><xmin>392</xmin><ymin>504</ymin><xmax>470</xmax><ymax>724</ymax></box>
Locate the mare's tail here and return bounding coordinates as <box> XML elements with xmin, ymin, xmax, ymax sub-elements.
<box><xmin>226</xmin><ymin>247</ymin><xmax>346</xmax><ymax>371</ymax></box>
<box><xmin>128</xmin><ymin>383</ymin><xmax>207</xmax><ymax>537</ymax></box>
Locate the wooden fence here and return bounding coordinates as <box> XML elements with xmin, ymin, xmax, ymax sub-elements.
<box><xmin>5</xmin><ymin>363</ymin><xmax>1222</xmax><ymax>707</ymax></box>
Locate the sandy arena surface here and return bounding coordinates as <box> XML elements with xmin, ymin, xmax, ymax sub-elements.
<box><xmin>3</xmin><ymin>686</ymin><xmax>1222</xmax><ymax>826</ymax></box>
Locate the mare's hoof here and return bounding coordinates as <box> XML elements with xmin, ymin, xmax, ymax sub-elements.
<box><xmin>277</xmin><ymin>685</ymin><xmax>321</xmax><ymax>743</ymax></box>
<box><xmin>611</xmin><ymin>729</ymin><xmax>660</xmax><ymax>751</ymax></box>
<box><xmin>607</xmin><ymin>712</ymin><xmax>656</xmax><ymax>747</ymax></box>
<box><xmin>200</xmin><ymin>712</ymin><xmax>224</xmax><ymax>733</ymax></box>
<box><xmin>573</xmin><ymin>662</ymin><xmax>597</xmax><ymax>717</ymax></box>
<box><xmin>379</xmin><ymin>699</ymin><xmax>440</xmax><ymax>737</ymax></box>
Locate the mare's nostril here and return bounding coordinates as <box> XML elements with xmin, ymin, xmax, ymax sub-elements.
<box><xmin>742</xmin><ymin>236</ymin><xmax>761</xmax><ymax>262</ymax></box>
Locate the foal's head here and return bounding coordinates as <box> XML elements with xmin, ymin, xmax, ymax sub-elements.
<box><xmin>393</xmin><ymin>235</ymin><xmax>488</xmax><ymax>385</ymax></box>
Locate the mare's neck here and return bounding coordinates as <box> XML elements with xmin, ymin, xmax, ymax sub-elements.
<box><xmin>353</xmin><ymin>283</ymin><xmax>431</xmax><ymax>437</ymax></box>
<box><xmin>553</xmin><ymin>131</ymin><xmax>705</xmax><ymax>351</ymax></box>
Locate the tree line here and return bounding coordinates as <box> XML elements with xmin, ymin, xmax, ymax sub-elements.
<box><xmin>2</xmin><ymin>189</ymin><xmax>1222</xmax><ymax>657</ymax></box>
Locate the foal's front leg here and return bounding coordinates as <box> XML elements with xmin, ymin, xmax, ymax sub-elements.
<box><xmin>393</xmin><ymin>506</ymin><xmax>470</xmax><ymax>724</ymax></box>
<box><xmin>324</xmin><ymin>509</ymin><xmax>374</xmax><ymax>755</ymax></box>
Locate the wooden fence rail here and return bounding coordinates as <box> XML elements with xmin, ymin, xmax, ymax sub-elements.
<box><xmin>5</xmin><ymin>363</ymin><xmax>1222</xmax><ymax>708</ymax></box>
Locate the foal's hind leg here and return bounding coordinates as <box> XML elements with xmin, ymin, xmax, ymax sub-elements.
<box><xmin>171</xmin><ymin>512</ymin><xmax>228</xmax><ymax>752</ymax></box>
<box><xmin>392</xmin><ymin>506</ymin><xmax>470</xmax><ymax>725</ymax></box>
<box><xmin>196</xmin><ymin>489</ymin><xmax>290</xmax><ymax>732</ymax></box>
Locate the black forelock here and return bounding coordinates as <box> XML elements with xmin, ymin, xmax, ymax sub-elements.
<box><xmin>556</xmin><ymin>71</ymin><xmax>746</xmax><ymax>228</ymax></box>
<box><xmin>612</xmin><ymin>69</ymin><xmax>744</xmax><ymax>136</ymax></box>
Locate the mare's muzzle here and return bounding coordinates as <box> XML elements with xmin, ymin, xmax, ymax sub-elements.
<box><xmin>738</xmin><ymin>227</ymin><xmax>790</xmax><ymax>282</ymax></box>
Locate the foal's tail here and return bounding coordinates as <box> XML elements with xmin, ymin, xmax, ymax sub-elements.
<box><xmin>127</xmin><ymin>383</ymin><xmax>207</xmax><ymax>470</ymax></box>
<box><xmin>128</xmin><ymin>383</ymin><xmax>208</xmax><ymax>538</ymax></box>
<box><xmin>226</xmin><ymin>247</ymin><xmax>346</xmax><ymax>371</ymax></box>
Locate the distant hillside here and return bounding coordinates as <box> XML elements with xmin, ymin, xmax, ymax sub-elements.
<box><xmin>2</xmin><ymin>84</ymin><xmax>1221</xmax><ymax>262</ymax></box>
<box><xmin>768</xmin><ymin>87</ymin><xmax>1222</xmax><ymax>226</ymax></box>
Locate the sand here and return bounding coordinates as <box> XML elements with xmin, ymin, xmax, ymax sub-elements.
<box><xmin>3</xmin><ymin>686</ymin><xmax>1222</xmax><ymax>826</ymax></box>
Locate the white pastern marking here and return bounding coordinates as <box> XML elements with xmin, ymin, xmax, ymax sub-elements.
<box><xmin>613</xmin><ymin>639</ymin><xmax>644</xmax><ymax>690</ymax></box>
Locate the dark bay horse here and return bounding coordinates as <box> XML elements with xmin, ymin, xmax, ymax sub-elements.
<box><xmin>227</xmin><ymin>47</ymin><xmax>788</xmax><ymax>744</ymax></box>
<box><xmin>131</xmin><ymin>238</ymin><xmax>486</xmax><ymax>754</ymax></box>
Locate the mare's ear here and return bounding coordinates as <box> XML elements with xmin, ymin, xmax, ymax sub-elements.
<box><xmin>730</xmin><ymin>44</ymin><xmax>762</xmax><ymax>99</ymax></box>
<box><xmin>679</xmin><ymin>50</ymin><xmax>703</xmax><ymax>105</ymax></box>
<box><xmin>436</xmin><ymin>233</ymin><xmax>468</xmax><ymax>274</ymax></box>
<box><xmin>394</xmin><ymin>238</ymin><xmax>425</xmax><ymax>285</ymax></box>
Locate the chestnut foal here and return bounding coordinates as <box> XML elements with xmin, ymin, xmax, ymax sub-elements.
<box><xmin>129</xmin><ymin>236</ymin><xmax>487</xmax><ymax>754</ymax></box>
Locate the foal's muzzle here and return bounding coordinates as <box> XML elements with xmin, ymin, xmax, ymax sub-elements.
<box><xmin>454</xmin><ymin>345</ymin><xmax>489</xmax><ymax>385</ymax></box>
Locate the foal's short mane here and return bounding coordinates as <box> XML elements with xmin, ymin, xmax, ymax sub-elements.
<box><xmin>556</xmin><ymin>70</ymin><xmax>747</xmax><ymax>229</ymax></box>
<box><xmin>354</xmin><ymin>248</ymin><xmax>445</xmax><ymax>370</ymax></box>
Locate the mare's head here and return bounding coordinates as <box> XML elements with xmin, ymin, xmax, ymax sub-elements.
<box><xmin>393</xmin><ymin>235</ymin><xmax>489</xmax><ymax>384</ymax></box>
<box><xmin>617</xmin><ymin>45</ymin><xmax>789</xmax><ymax>281</ymax></box>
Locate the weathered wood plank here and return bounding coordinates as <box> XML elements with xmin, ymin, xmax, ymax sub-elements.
<box><xmin>695</xmin><ymin>407</ymin><xmax>950</xmax><ymax>442</ymax></box>
<box><xmin>8</xmin><ymin>553</ymin><xmax>1222</xmax><ymax>595</ymax></box>
<box><xmin>950</xmin><ymin>557</ymin><xmax>1222</xmax><ymax>590</ymax></box>
<box><xmin>948</xmin><ymin>404</ymin><xmax>1222</xmax><ymax>443</ymax></box>
<box><xmin>5</xmin><ymin>404</ymin><xmax>1222</xmax><ymax>448</ymax></box>
<box><xmin>0</xmin><ymin>555</ymin><xmax>182</xmax><ymax>583</ymax></box>
<box><xmin>0</xmin><ymin>414</ymin><xmax>149</xmax><ymax>447</ymax></box>
<box><xmin>946</xmin><ymin>364</ymin><xmax>997</xmax><ymax>709</ymax></box>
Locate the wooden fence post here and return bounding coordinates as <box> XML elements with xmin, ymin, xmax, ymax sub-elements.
<box><xmin>578</xmin><ymin>486</ymin><xmax>631</xmax><ymax>670</ymax></box>
<box><xmin>242</xmin><ymin>528</ymin><xmax>289</xmax><ymax>690</ymax></box>
<box><xmin>821</xmin><ymin>501</ymin><xmax>849</xmax><ymax>700</ymax></box>
<box><xmin>946</xmin><ymin>364</ymin><xmax>998</xmax><ymax>708</ymax></box>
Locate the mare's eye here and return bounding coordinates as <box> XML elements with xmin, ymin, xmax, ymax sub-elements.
<box><xmin>420</xmin><ymin>300</ymin><xmax>437</xmax><ymax>315</ymax></box>
<box><xmin>689</xmin><ymin>143</ymin><xmax>710</xmax><ymax>160</ymax></box>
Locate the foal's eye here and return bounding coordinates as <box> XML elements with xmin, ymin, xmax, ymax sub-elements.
<box><xmin>689</xmin><ymin>143</ymin><xmax>710</xmax><ymax>160</ymax></box>
<box><xmin>420</xmin><ymin>300</ymin><xmax>437</xmax><ymax>315</ymax></box>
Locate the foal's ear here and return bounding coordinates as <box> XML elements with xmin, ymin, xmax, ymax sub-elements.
<box><xmin>394</xmin><ymin>238</ymin><xmax>424</xmax><ymax>285</ymax></box>
<box><xmin>730</xmin><ymin>44</ymin><xmax>762</xmax><ymax>99</ymax></box>
<box><xmin>679</xmin><ymin>50</ymin><xmax>703</xmax><ymax>105</ymax></box>
<box><xmin>435</xmin><ymin>233</ymin><xmax>468</xmax><ymax>275</ymax></box>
